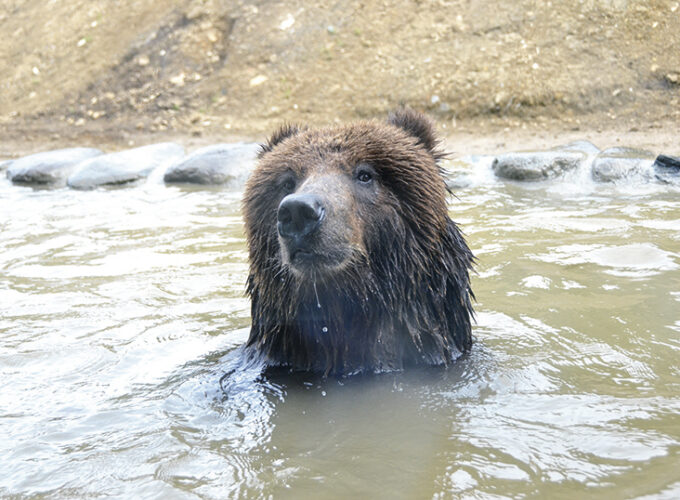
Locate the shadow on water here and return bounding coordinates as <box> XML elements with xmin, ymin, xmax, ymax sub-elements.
<box><xmin>161</xmin><ymin>342</ymin><xmax>497</xmax><ymax>499</ymax></box>
<box><xmin>166</xmin><ymin>303</ymin><xmax>680</xmax><ymax>499</ymax></box>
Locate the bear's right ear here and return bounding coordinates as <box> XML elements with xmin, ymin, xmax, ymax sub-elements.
<box><xmin>259</xmin><ymin>124</ymin><xmax>303</xmax><ymax>157</ymax></box>
<box><xmin>387</xmin><ymin>108</ymin><xmax>444</xmax><ymax>160</ymax></box>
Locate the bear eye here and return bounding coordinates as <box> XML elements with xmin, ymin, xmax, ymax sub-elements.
<box><xmin>358</xmin><ymin>171</ymin><xmax>372</xmax><ymax>183</ymax></box>
<box><xmin>280</xmin><ymin>175</ymin><xmax>296</xmax><ymax>193</ymax></box>
<box><xmin>355</xmin><ymin>164</ymin><xmax>376</xmax><ymax>185</ymax></box>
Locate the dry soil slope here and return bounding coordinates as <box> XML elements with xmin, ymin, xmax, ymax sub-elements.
<box><xmin>0</xmin><ymin>0</ymin><xmax>678</xmax><ymax>136</ymax></box>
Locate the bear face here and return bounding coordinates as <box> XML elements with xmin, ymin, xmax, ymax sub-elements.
<box><xmin>243</xmin><ymin>109</ymin><xmax>474</xmax><ymax>376</ymax></box>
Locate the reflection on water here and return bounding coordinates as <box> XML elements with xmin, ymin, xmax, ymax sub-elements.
<box><xmin>1</xmin><ymin>164</ymin><xmax>679</xmax><ymax>498</ymax></box>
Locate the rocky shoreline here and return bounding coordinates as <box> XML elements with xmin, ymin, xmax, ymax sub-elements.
<box><xmin>3</xmin><ymin>140</ymin><xmax>678</xmax><ymax>191</ymax></box>
<box><xmin>2</xmin><ymin>142</ymin><xmax>259</xmax><ymax>189</ymax></box>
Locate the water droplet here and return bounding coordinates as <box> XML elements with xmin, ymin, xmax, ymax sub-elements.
<box><xmin>322</xmin><ymin>326</ymin><xmax>328</xmax><ymax>333</ymax></box>
<box><xmin>313</xmin><ymin>281</ymin><xmax>321</xmax><ymax>309</ymax></box>
<box><xmin>321</xmin><ymin>391</ymin><xmax>327</xmax><ymax>396</ymax></box>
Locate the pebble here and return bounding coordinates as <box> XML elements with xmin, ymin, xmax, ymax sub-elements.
<box><xmin>6</xmin><ymin>147</ymin><xmax>103</xmax><ymax>185</ymax></box>
<box><xmin>163</xmin><ymin>143</ymin><xmax>259</xmax><ymax>186</ymax></box>
<box><xmin>170</xmin><ymin>73</ymin><xmax>186</xmax><ymax>87</ymax></box>
<box><xmin>250</xmin><ymin>75</ymin><xmax>268</xmax><ymax>87</ymax></box>
<box><xmin>492</xmin><ymin>151</ymin><xmax>585</xmax><ymax>181</ymax></box>
<box><xmin>591</xmin><ymin>147</ymin><xmax>656</xmax><ymax>183</ymax></box>
<box><xmin>67</xmin><ymin>143</ymin><xmax>185</xmax><ymax>190</ymax></box>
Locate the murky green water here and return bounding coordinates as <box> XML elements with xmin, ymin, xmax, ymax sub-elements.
<box><xmin>1</xmin><ymin>160</ymin><xmax>679</xmax><ymax>499</ymax></box>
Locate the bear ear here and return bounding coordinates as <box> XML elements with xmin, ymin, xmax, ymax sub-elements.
<box><xmin>259</xmin><ymin>124</ymin><xmax>304</xmax><ymax>157</ymax></box>
<box><xmin>387</xmin><ymin>108</ymin><xmax>444</xmax><ymax>160</ymax></box>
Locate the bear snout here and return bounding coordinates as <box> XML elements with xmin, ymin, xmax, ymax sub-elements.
<box><xmin>277</xmin><ymin>193</ymin><xmax>325</xmax><ymax>243</ymax></box>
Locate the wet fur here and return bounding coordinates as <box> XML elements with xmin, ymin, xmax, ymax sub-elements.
<box><xmin>242</xmin><ymin>109</ymin><xmax>474</xmax><ymax>376</ymax></box>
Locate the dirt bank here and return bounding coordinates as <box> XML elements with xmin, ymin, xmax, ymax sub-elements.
<box><xmin>0</xmin><ymin>0</ymin><xmax>678</xmax><ymax>144</ymax></box>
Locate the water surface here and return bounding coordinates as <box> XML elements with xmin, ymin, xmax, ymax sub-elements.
<box><xmin>1</xmin><ymin>160</ymin><xmax>679</xmax><ymax>498</ymax></box>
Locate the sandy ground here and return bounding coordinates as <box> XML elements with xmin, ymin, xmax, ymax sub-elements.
<box><xmin>0</xmin><ymin>0</ymin><xmax>678</xmax><ymax>157</ymax></box>
<box><xmin>1</xmin><ymin>115</ymin><xmax>678</xmax><ymax>163</ymax></box>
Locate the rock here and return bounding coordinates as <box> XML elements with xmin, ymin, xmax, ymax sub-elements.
<box><xmin>249</xmin><ymin>75</ymin><xmax>267</xmax><ymax>87</ymax></box>
<box><xmin>67</xmin><ymin>143</ymin><xmax>184</xmax><ymax>190</ymax></box>
<box><xmin>553</xmin><ymin>140</ymin><xmax>600</xmax><ymax>156</ymax></box>
<box><xmin>163</xmin><ymin>143</ymin><xmax>259</xmax><ymax>186</ymax></box>
<box><xmin>653</xmin><ymin>154</ymin><xmax>680</xmax><ymax>171</ymax></box>
<box><xmin>492</xmin><ymin>151</ymin><xmax>585</xmax><ymax>181</ymax></box>
<box><xmin>443</xmin><ymin>155</ymin><xmax>496</xmax><ymax>189</ymax></box>
<box><xmin>6</xmin><ymin>147</ymin><xmax>103</xmax><ymax>185</ymax></box>
<box><xmin>665</xmin><ymin>72</ymin><xmax>679</xmax><ymax>85</ymax></box>
<box><xmin>445</xmin><ymin>171</ymin><xmax>473</xmax><ymax>189</ymax></box>
<box><xmin>591</xmin><ymin>147</ymin><xmax>655</xmax><ymax>183</ymax></box>
<box><xmin>653</xmin><ymin>154</ymin><xmax>680</xmax><ymax>184</ymax></box>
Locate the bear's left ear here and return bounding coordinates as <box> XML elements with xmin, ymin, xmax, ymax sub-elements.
<box><xmin>259</xmin><ymin>123</ymin><xmax>304</xmax><ymax>157</ymax></box>
<box><xmin>387</xmin><ymin>108</ymin><xmax>444</xmax><ymax>160</ymax></box>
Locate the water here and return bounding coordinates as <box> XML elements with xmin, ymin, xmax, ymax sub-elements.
<box><xmin>1</xmin><ymin>159</ymin><xmax>679</xmax><ymax>498</ymax></box>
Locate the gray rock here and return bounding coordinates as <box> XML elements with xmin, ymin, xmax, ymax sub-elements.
<box><xmin>445</xmin><ymin>172</ymin><xmax>473</xmax><ymax>189</ymax></box>
<box><xmin>652</xmin><ymin>154</ymin><xmax>680</xmax><ymax>184</ymax></box>
<box><xmin>598</xmin><ymin>146</ymin><xmax>656</xmax><ymax>159</ymax></box>
<box><xmin>6</xmin><ymin>147</ymin><xmax>103</xmax><ymax>185</ymax></box>
<box><xmin>67</xmin><ymin>142</ymin><xmax>185</xmax><ymax>190</ymax></box>
<box><xmin>492</xmin><ymin>151</ymin><xmax>585</xmax><ymax>181</ymax></box>
<box><xmin>591</xmin><ymin>147</ymin><xmax>655</xmax><ymax>183</ymax></box>
<box><xmin>653</xmin><ymin>154</ymin><xmax>680</xmax><ymax>171</ymax></box>
<box><xmin>442</xmin><ymin>155</ymin><xmax>496</xmax><ymax>189</ymax></box>
<box><xmin>163</xmin><ymin>142</ymin><xmax>259</xmax><ymax>185</ymax></box>
<box><xmin>553</xmin><ymin>140</ymin><xmax>600</xmax><ymax>156</ymax></box>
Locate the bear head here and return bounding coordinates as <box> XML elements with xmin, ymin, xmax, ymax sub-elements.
<box><xmin>242</xmin><ymin>109</ymin><xmax>474</xmax><ymax>376</ymax></box>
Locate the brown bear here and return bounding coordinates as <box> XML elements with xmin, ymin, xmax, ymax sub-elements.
<box><xmin>242</xmin><ymin>109</ymin><xmax>474</xmax><ymax>376</ymax></box>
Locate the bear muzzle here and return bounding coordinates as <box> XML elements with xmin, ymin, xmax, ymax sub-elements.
<box><xmin>277</xmin><ymin>193</ymin><xmax>326</xmax><ymax>264</ymax></box>
<box><xmin>278</xmin><ymin>193</ymin><xmax>325</xmax><ymax>238</ymax></box>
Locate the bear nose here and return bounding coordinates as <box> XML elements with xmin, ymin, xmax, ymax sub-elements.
<box><xmin>277</xmin><ymin>193</ymin><xmax>325</xmax><ymax>240</ymax></box>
